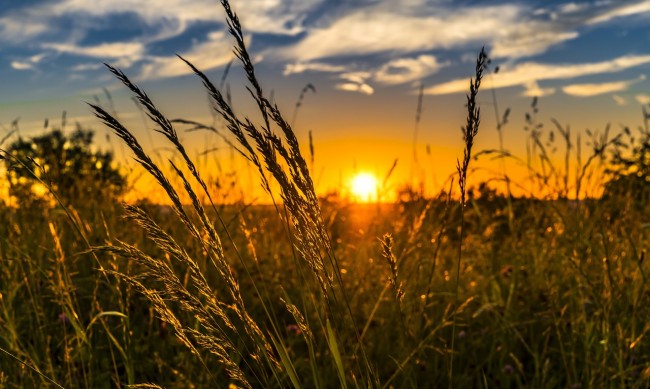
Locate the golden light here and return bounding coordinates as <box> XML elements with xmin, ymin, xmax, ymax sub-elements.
<box><xmin>350</xmin><ymin>172</ymin><xmax>378</xmax><ymax>202</ymax></box>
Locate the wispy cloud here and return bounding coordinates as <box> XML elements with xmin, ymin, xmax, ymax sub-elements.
<box><xmin>44</xmin><ymin>0</ymin><xmax>321</xmax><ymax>36</ymax></box>
<box><xmin>587</xmin><ymin>0</ymin><xmax>650</xmax><ymax>24</ymax></box>
<box><xmin>636</xmin><ymin>94</ymin><xmax>650</xmax><ymax>104</ymax></box>
<box><xmin>562</xmin><ymin>75</ymin><xmax>646</xmax><ymax>97</ymax></box>
<box><xmin>0</xmin><ymin>16</ymin><xmax>49</xmax><ymax>43</ymax></box>
<box><xmin>374</xmin><ymin>55</ymin><xmax>444</xmax><ymax>85</ymax></box>
<box><xmin>9</xmin><ymin>53</ymin><xmax>48</xmax><ymax>72</ymax></box>
<box><xmin>283</xmin><ymin>62</ymin><xmax>349</xmax><ymax>76</ymax></box>
<box><xmin>43</xmin><ymin>42</ymin><xmax>145</xmax><ymax>59</ymax></box>
<box><xmin>3</xmin><ymin>0</ymin><xmax>650</xmax><ymax>93</ymax></box>
<box><xmin>336</xmin><ymin>72</ymin><xmax>374</xmax><ymax>95</ymax></box>
<box><xmin>11</xmin><ymin>62</ymin><xmax>35</xmax><ymax>71</ymax></box>
<box><xmin>522</xmin><ymin>81</ymin><xmax>556</xmax><ymax>97</ymax></box>
<box><xmin>612</xmin><ymin>94</ymin><xmax>627</xmax><ymax>105</ymax></box>
<box><xmin>425</xmin><ymin>55</ymin><xmax>650</xmax><ymax>95</ymax></box>
<box><xmin>277</xmin><ymin>3</ymin><xmax>573</xmax><ymax>62</ymax></box>
<box><xmin>285</xmin><ymin>54</ymin><xmax>445</xmax><ymax>87</ymax></box>
<box><xmin>0</xmin><ymin>0</ymin><xmax>321</xmax><ymax>78</ymax></box>
<box><xmin>336</xmin><ymin>82</ymin><xmax>374</xmax><ymax>96</ymax></box>
<box><xmin>138</xmin><ymin>32</ymin><xmax>235</xmax><ymax>80</ymax></box>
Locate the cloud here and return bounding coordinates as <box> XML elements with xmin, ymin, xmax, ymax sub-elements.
<box><xmin>374</xmin><ymin>55</ymin><xmax>444</xmax><ymax>85</ymax></box>
<box><xmin>277</xmin><ymin>3</ymin><xmax>580</xmax><ymax>62</ymax></box>
<box><xmin>285</xmin><ymin>54</ymin><xmax>445</xmax><ymax>87</ymax></box>
<box><xmin>335</xmin><ymin>72</ymin><xmax>374</xmax><ymax>95</ymax></box>
<box><xmin>71</xmin><ymin>63</ymin><xmax>104</xmax><ymax>72</ymax></box>
<box><xmin>336</xmin><ymin>82</ymin><xmax>374</xmax><ymax>95</ymax></box>
<box><xmin>425</xmin><ymin>55</ymin><xmax>650</xmax><ymax>95</ymax></box>
<box><xmin>612</xmin><ymin>94</ymin><xmax>627</xmax><ymax>105</ymax></box>
<box><xmin>0</xmin><ymin>16</ymin><xmax>49</xmax><ymax>43</ymax></box>
<box><xmin>11</xmin><ymin>61</ymin><xmax>34</xmax><ymax>71</ymax></box>
<box><xmin>491</xmin><ymin>30</ymin><xmax>578</xmax><ymax>58</ymax></box>
<box><xmin>636</xmin><ymin>94</ymin><xmax>650</xmax><ymax>104</ymax></box>
<box><xmin>522</xmin><ymin>81</ymin><xmax>556</xmax><ymax>97</ymax></box>
<box><xmin>587</xmin><ymin>0</ymin><xmax>650</xmax><ymax>24</ymax></box>
<box><xmin>43</xmin><ymin>42</ymin><xmax>145</xmax><ymax>59</ymax></box>
<box><xmin>8</xmin><ymin>53</ymin><xmax>48</xmax><ymax>72</ymax></box>
<box><xmin>45</xmin><ymin>0</ymin><xmax>322</xmax><ymax>36</ymax></box>
<box><xmin>562</xmin><ymin>75</ymin><xmax>646</xmax><ymax>97</ymax></box>
<box><xmin>558</xmin><ymin>3</ymin><xmax>590</xmax><ymax>14</ymax></box>
<box><xmin>283</xmin><ymin>62</ymin><xmax>349</xmax><ymax>76</ymax></box>
<box><xmin>138</xmin><ymin>31</ymin><xmax>235</xmax><ymax>80</ymax></box>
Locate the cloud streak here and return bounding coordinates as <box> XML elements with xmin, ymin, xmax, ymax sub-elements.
<box><xmin>277</xmin><ymin>3</ymin><xmax>575</xmax><ymax>62</ymax></box>
<box><xmin>425</xmin><ymin>55</ymin><xmax>650</xmax><ymax>95</ymax></box>
<box><xmin>138</xmin><ymin>32</ymin><xmax>236</xmax><ymax>79</ymax></box>
<box><xmin>562</xmin><ymin>75</ymin><xmax>646</xmax><ymax>97</ymax></box>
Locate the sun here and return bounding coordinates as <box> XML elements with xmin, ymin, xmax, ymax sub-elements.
<box><xmin>350</xmin><ymin>172</ymin><xmax>378</xmax><ymax>202</ymax></box>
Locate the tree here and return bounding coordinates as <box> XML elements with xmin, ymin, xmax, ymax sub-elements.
<box><xmin>603</xmin><ymin>125</ymin><xmax>650</xmax><ymax>206</ymax></box>
<box><xmin>3</xmin><ymin>127</ymin><xmax>126</xmax><ymax>207</ymax></box>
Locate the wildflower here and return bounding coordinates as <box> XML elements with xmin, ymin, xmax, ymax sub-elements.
<box><xmin>58</xmin><ymin>312</ymin><xmax>69</xmax><ymax>325</ymax></box>
<box><xmin>500</xmin><ymin>265</ymin><xmax>514</xmax><ymax>278</ymax></box>
<box><xmin>286</xmin><ymin>324</ymin><xmax>302</xmax><ymax>336</ymax></box>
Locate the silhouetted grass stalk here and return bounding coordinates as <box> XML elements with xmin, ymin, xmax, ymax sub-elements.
<box><xmin>449</xmin><ymin>47</ymin><xmax>487</xmax><ymax>386</ymax></box>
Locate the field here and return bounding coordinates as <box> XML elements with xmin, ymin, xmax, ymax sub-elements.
<box><xmin>1</xmin><ymin>1</ymin><xmax>650</xmax><ymax>388</ymax></box>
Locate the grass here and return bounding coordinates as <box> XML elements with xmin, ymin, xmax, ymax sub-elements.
<box><xmin>1</xmin><ymin>0</ymin><xmax>650</xmax><ymax>387</ymax></box>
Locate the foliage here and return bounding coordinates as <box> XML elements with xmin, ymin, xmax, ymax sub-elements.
<box><xmin>604</xmin><ymin>123</ymin><xmax>650</xmax><ymax>205</ymax></box>
<box><xmin>3</xmin><ymin>127</ymin><xmax>126</xmax><ymax>206</ymax></box>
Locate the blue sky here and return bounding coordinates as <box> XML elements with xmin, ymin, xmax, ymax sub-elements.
<box><xmin>1</xmin><ymin>0</ymin><xmax>650</xmax><ymax>197</ymax></box>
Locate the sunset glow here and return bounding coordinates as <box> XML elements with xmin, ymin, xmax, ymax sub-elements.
<box><xmin>350</xmin><ymin>172</ymin><xmax>378</xmax><ymax>202</ymax></box>
<box><xmin>0</xmin><ymin>0</ymin><xmax>649</xmax><ymax>201</ymax></box>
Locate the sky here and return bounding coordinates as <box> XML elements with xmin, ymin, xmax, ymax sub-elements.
<box><xmin>1</xmin><ymin>0</ymin><xmax>650</xmax><ymax>201</ymax></box>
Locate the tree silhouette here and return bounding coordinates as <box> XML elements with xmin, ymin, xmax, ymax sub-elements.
<box><xmin>603</xmin><ymin>124</ymin><xmax>650</xmax><ymax>204</ymax></box>
<box><xmin>4</xmin><ymin>127</ymin><xmax>126</xmax><ymax>207</ymax></box>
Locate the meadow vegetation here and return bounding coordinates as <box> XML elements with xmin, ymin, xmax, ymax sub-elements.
<box><xmin>0</xmin><ymin>0</ymin><xmax>649</xmax><ymax>387</ymax></box>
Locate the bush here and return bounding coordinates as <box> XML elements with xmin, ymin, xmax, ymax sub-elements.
<box><xmin>4</xmin><ymin>127</ymin><xmax>126</xmax><ymax>207</ymax></box>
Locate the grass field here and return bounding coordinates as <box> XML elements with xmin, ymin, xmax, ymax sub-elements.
<box><xmin>1</xmin><ymin>1</ymin><xmax>650</xmax><ymax>388</ymax></box>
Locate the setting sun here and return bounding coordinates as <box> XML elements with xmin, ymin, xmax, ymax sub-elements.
<box><xmin>350</xmin><ymin>172</ymin><xmax>378</xmax><ymax>202</ymax></box>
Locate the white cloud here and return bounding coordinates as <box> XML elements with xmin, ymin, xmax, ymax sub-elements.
<box><xmin>28</xmin><ymin>53</ymin><xmax>47</xmax><ymax>64</ymax></box>
<box><xmin>43</xmin><ymin>42</ymin><xmax>145</xmax><ymax>59</ymax></box>
<box><xmin>285</xmin><ymin>54</ymin><xmax>446</xmax><ymax>87</ymax></box>
<box><xmin>491</xmin><ymin>30</ymin><xmax>578</xmax><ymax>58</ymax></box>
<box><xmin>587</xmin><ymin>0</ymin><xmax>650</xmax><ymax>24</ymax></box>
<box><xmin>336</xmin><ymin>82</ymin><xmax>374</xmax><ymax>95</ymax></box>
<box><xmin>522</xmin><ymin>81</ymin><xmax>556</xmax><ymax>97</ymax></box>
<box><xmin>558</xmin><ymin>3</ymin><xmax>590</xmax><ymax>14</ymax></box>
<box><xmin>71</xmin><ymin>63</ymin><xmax>103</xmax><ymax>72</ymax></box>
<box><xmin>635</xmin><ymin>94</ymin><xmax>650</xmax><ymax>104</ymax></box>
<box><xmin>277</xmin><ymin>3</ymin><xmax>578</xmax><ymax>62</ymax></box>
<box><xmin>563</xmin><ymin>81</ymin><xmax>630</xmax><ymax>97</ymax></box>
<box><xmin>0</xmin><ymin>16</ymin><xmax>48</xmax><ymax>43</ymax></box>
<box><xmin>283</xmin><ymin>62</ymin><xmax>349</xmax><ymax>76</ymax></box>
<box><xmin>425</xmin><ymin>55</ymin><xmax>650</xmax><ymax>95</ymax></box>
<box><xmin>334</xmin><ymin>71</ymin><xmax>374</xmax><ymax>94</ymax></box>
<box><xmin>45</xmin><ymin>0</ymin><xmax>321</xmax><ymax>36</ymax></box>
<box><xmin>613</xmin><ymin>94</ymin><xmax>627</xmax><ymax>105</ymax></box>
<box><xmin>374</xmin><ymin>55</ymin><xmax>444</xmax><ymax>85</ymax></box>
<box><xmin>340</xmin><ymin>71</ymin><xmax>372</xmax><ymax>85</ymax></box>
<box><xmin>562</xmin><ymin>75</ymin><xmax>645</xmax><ymax>97</ymax></box>
<box><xmin>9</xmin><ymin>52</ymin><xmax>49</xmax><ymax>71</ymax></box>
<box><xmin>10</xmin><ymin>61</ymin><xmax>34</xmax><ymax>71</ymax></box>
<box><xmin>138</xmin><ymin>31</ymin><xmax>235</xmax><ymax>80</ymax></box>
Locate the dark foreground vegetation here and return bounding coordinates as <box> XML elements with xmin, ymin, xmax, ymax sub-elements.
<box><xmin>1</xmin><ymin>1</ymin><xmax>650</xmax><ymax>387</ymax></box>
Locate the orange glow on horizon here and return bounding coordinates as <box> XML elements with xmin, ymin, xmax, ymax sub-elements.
<box><xmin>350</xmin><ymin>172</ymin><xmax>378</xmax><ymax>202</ymax></box>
